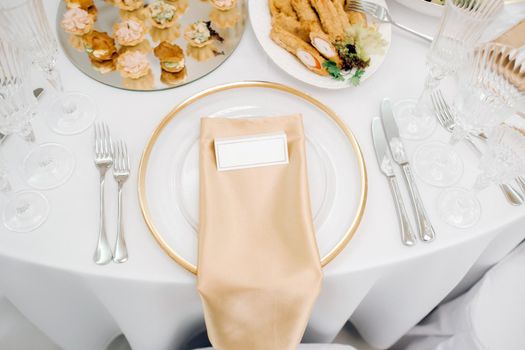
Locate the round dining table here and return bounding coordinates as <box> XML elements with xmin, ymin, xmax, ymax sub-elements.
<box><xmin>1</xmin><ymin>1</ymin><xmax>525</xmax><ymax>350</ymax></box>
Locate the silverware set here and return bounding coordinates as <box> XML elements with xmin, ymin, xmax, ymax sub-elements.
<box><xmin>430</xmin><ymin>89</ymin><xmax>525</xmax><ymax>206</ymax></box>
<box><xmin>347</xmin><ymin>0</ymin><xmax>433</xmax><ymax>43</ymax></box>
<box><xmin>93</xmin><ymin>122</ymin><xmax>130</xmax><ymax>265</ymax></box>
<box><xmin>372</xmin><ymin>98</ymin><xmax>436</xmax><ymax>246</ymax></box>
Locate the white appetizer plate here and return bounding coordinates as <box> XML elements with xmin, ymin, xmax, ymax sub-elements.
<box><xmin>248</xmin><ymin>0</ymin><xmax>392</xmax><ymax>89</ymax></box>
<box><xmin>139</xmin><ymin>82</ymin><xmax>367</xmax><ymax>274</ymax></box>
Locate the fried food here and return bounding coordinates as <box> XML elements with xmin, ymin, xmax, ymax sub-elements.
<box><xmin>309</xmin><ymin>0</ymin><xmax>345</xmax><ymax>40</ymax></box>
<box><xmin>82</xmin><ymin>30</ymin><xmax>117</xmax><ymax>62</ymax></box>
<box><xmin>347</xmin><ymin>10</ymin><xmax>367</xmax><ymax>25</ymax></box>
<box><xmin>269</xmin><ymin>0</ymin><xmax>297</xmax><ymax>18</ymax></box>
<box><xmin>331</xmin><ymin>0</ymin><xmax>351</xmax><ymax>31</ymax></box>
<box><xmin>272</xmin><ymin>13</ymin><xmax>310</xmax><ymax>42</ymax></box>
<box><xmin>270</xmin><ymin>24</ymin><xmax>328</xmax><ymax>76</ymax></box>
<box><xmin>309</xmin><ymin>30</ymin><xmax>341</xmax><ymax>65</ymax></box>
<box><xmin>154</xmin><ymin>41</ymin><xmax>185</xmax><ymax>72</ymax></box>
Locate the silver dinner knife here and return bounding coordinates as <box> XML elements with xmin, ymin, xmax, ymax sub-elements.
<box><xmin>381</xmin><ymin>98</ymin><xmax>436</xmax><ymax>242</ymax></box>
<box><xmin>372</xmin><ymin>118</ymin><xmax>416</xmax><ymax>246</ymax></box>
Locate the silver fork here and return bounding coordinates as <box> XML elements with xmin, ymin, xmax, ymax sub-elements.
<box><xmin>431</xmin><ymin>90</ymin><xmax>525</xmax><ymax>206</ymax></box>
<box><xmin>346</xmin><ymin>0</ymin><xmax>433</xmax><ymax>43</ymax></box>
<box><xmin>94</xmin><ymin>122</ymin><xmax>114</xmax><ymax>265</ymax></box>
<box><xmin>112</xmin><ymin>140</ymin><xmax>130</xmax><ymax>263</ymax></box>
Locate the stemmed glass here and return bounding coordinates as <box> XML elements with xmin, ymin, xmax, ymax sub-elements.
<box><xmin>0</xmin><ymin>40</ymin><xmax>50</xmax><ymax>232</ymax></box>
<box><xmin>0</xmin><ymin>0</ymin><xmax>97</xmax><ymax>135</ymax></box>
<box><xmin>438</xmin><ymin>126</ymin><xmax>525</xmax><ymax>228</ymax></box>
<box><xmin>394</xmin><ymin>0</ymin><xmax>503</xmax><ymax>140</ymax></box>
<box><xmin>451</xmin><ymin>43</ymin><xmax>525</xmax><ymax>143</ymax></box>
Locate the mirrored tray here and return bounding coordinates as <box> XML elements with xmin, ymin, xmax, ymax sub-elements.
<box><xmin>56</xmin><ymin>0</ymin><xmax>246</xmax><ymax>91</ymax></box>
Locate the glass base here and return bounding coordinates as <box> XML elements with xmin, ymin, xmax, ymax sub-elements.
<box><xmin>437</xmin><ymin>188</ymin><xmax>481</xmax><ymax>229</ymax></box>
<box><xmin>413</xmin><ymin>142</ymin><xmax>463</xmax><ymax>187</ymax></box>
<box><xmin>46</xmin><ymin>92</ymin><xmax>97</xmax><ymax>135</ymax></box>
<box><xmin>3</xmin><ymin>191</ymin><xmax>49</xmax><ymax>233</ymax></box>
<box><xmin>393</xmin><ymin>99</ymin><xmax>436</xmax><ymax>140</ymax></box>
<box><xmin>23</xmin><ymin>143</ymin><xmax>75</xmax><ymax>190</ymax></box>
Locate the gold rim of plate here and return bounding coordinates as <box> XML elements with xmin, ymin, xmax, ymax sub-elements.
<box><xmin>138</xmin><ymin>81</ymin><xmax>368</xmax><ymax>275</ymax></box>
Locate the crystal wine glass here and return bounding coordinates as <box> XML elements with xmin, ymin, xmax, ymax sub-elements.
<box><xmin>394</xmin><ymin>0</ymin><xmax>503</xmax><ymax>140</ymax></box>
<box><xmin>0</xmin><ymin>38</ymin><xmax>75</xmax><ymax>188</ymax></box>
<box><xmin>0</xmin><ymin>0</ymin><xmax>97</xmax><ymax>135</ymax></box>
<box><xmin>438</xmin><ymin>125</ymin><xmax>525</xmax><ymax>229</ymax></box>
<box><xmin>0</xmin><ymin>40</ymin><xmax>50</xmax><ymax>232</ymax></box>
<box><xmin>451</xmin><ymin>43</ymin><xmax>525</xmax><ymax>143</ymax></box>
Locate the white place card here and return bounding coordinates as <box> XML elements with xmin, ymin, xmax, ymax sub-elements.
<box><xmin>214</xmin><ymin>133</ymin><xmax>289</xmax><ymax>171</ymax></box>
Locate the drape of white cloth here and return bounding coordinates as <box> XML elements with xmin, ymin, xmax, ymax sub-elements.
<box><xmin>0</xmin><ymin>2</ymin><xmax>524</xmax><ymax>350</ymax></box>
<box><xmin>196</xmin><ymin>345</ymin><xmax>357</xmax><ymax>350</ymax></box>
<box><xmin>394</xmin><ymin>242</ymin><xmax>525</xmax><ymax>350</ymax></box>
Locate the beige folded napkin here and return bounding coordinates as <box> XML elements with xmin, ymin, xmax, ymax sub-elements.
<box><xmin>493</xmin><ymin>18</ymin><xmax>525</xmax><ymax>48</ymax></box>
<box><xmin>197</xmin><ymin>115</ymin><xmax>323</xmax><ymax>350</ymax></box>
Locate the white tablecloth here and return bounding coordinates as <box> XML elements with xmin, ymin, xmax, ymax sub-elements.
<box><xmin>1</xmin><ymin>1</ymin><xmax>524</xmax><ymax>350</ymax></box>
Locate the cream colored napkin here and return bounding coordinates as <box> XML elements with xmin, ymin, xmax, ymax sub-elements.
<box><xmin>197</xmin><ymin>115</ymin><xmax>323</xmax><ymax>350</ymax></box>
<box><xmin>493</xmin><ymin>18</ymin><xmax>525</xmax><ymax>48</ymax></box>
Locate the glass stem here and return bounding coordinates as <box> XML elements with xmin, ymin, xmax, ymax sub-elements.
<box><xmin>415</xmin><ymin>73</ymin><xmax>440</xmax><ymax>112</ymax></box>
<box><xmin>45</xmin><ymin>68</ymin><xmax>64</xmax><ymax>94</ymax></box>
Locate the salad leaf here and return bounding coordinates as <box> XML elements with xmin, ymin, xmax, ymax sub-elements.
<box><xmin>322</xmin><ymin>60</ymin><xmax>344</xmax><ymax>81</ymax></box>
<box><xmin>350</xmin><ymin>69</ymin><xmax>365</xmax><ymax>86</ymax></box>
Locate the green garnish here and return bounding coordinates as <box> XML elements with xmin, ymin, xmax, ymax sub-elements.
<box><xmin>350</xmin><ymin>69</ymin><xmax>365</xmax><ymax>86</ymax></box>
<box><xmin>322</xmin><ymin>60</ymin><xmax>344</xmax><ymax>81</ymax></box>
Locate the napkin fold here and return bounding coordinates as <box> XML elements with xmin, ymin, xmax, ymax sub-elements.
<box><xmin>197</xmin><ymin>115</ymin><xmax>322</xmax><ymax>350</ymax></box>
<box><xmin>493</xmin><ymin>18</ymin><xmax>525</xmax><ymax>49</ymax></box>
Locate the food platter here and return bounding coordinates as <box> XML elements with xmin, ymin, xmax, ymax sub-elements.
<box><xmin>56</xmin><ymin>0</ymin><xmax>247</xmax><ymax>91</ymax></box>
<box><xmin>249</xmin><ymin>0</ymin><xmax>391</xmax><ymax>89</ymax></box>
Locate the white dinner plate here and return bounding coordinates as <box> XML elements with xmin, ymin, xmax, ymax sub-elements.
<box><xmin>139</xmin><ymin>82</ymin><xmax>367</xmax><ymax>274</ymax></box>
<box><xmin>394</xmin><ymin>0</ymin><xmax>444</xmax><ymax>17</ymax></box>
<box><xmin>248</xmin><ymin>0</ymin><xmax>392</xmax><ymax>89</ymax></box>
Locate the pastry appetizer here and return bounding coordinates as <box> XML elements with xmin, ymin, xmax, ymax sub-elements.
<box><xmin>61</xmin><ymin>8</ymin><xmax>94</xmax><ymax>36</ymax></box>
<box><xmin>82</xmin><ymin>31</ymin><xmax>117</xmax><ymax>62</ymax></box>
<box><xmin>68</xmin><ymin>34</ymin><xmax>85</xmax><ymax>52</ymax></box>
<box><xmin>154</xmin><ymin>41</ymin><xmax>185</xmax><ymax>73</ymax></box>
<box><xmin>161</xmin><ymin>67</ymin><xmax>187</xmax><ymax>85</ymax></box>
<box><xmin>119</xmin><ymin>7</ymin><xmax>148</xmax><ymax>21</ymax></box>
<box><xmin>123</xmin><ymin>71</ymin><xmax>155</xmax><ymax>89</ymax></box>
<box><xmin>148</xmin><ymin>1</ymin><xmax>178</xmax><ymax>29</ymax></box>
<box><xmin>186</xmin><ymin>43</ymin><xmax>223</xmax><ymax>61</ymax></box>
<box><xmin>64</xmin><ymin>0</ymin><xmax>93</xmax><ymax>9</ymax></box>
<box><xmin>149</xmin><ymin>25</ymin><xmax>181</xmax><ymax>42</ymax></box>
<box><xmin>113</xmin><ymin>0</ymin><xmax>144</xmax><ymax>11</ymax></box>
<box><xmin>116</xmin><ymin>50</ymin><xmax>151</xmax><ymax>79</ymax></box>
<box><xmin>90</xmin><ymin>53</ymin><xmax>117</xmax><ymax>74</ymax></box>
<box><xmin>184</xmin><ymin>21</ymin><xmax>221</xmax><ymax>47</ymax></box>
<box><xmin>209</xmin><ymin>7</ymin><xmax>241</xmax><ymax>29</ymax></box>
<box><xmin>113</xmin><ymin>19</ymin><xmax>146</xmax><ymax>46</ymax></box>
<box><xmin>270</xmin><ymin>25</ymin><xmax>328</xmax><ymax>76</ymax></box>
<box><xmin>209</xmin><ymin>0</ymin><xmax>237</xmax><ymax>11</ymax></box>
<box><xmin>166</xmin><ymin>0</ymin><xmax>189</xmax><ymax>14</ymax></box>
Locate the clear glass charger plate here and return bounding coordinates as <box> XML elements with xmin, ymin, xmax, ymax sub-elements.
<box><xmin>138</xmin><ymin>81</ymin><xmax>367</xmax><ymax>274</ymax></box>
<box><xmin>56</xmin><ymin>0</ymin><xmax>247</xmax><ymax>91</ymax></box>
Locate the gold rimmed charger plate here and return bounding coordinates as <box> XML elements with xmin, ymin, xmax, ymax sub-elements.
<box><xmin>138</xmin><ymin>81</ymin><xmax>368</xmax><ymax>275</ymax></box>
